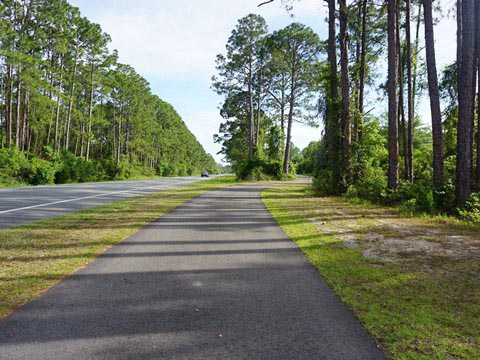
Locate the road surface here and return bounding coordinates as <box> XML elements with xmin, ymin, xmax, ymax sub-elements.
<box><xmin>0</xmin><ymin>176</ymin><xmax>219</xmax><ymax>230</ymax></box>
<box><xmin>0</xmin><ymin>184</ymin><xmax>385</xmax><ymax>359</ymax></box>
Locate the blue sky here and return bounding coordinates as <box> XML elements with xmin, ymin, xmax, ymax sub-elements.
<box><xmin>69</xmin><ymin>0</ymin><xmax>456</xmax><ymax>163</ymax></box>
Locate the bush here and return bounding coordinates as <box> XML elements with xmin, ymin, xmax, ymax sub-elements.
<box><xmin>138</xmin><ymin>165</ymin><xmax>156</xmax><ymax>177</ymax></box>
<box><xmin>458</xmin><ymin>192</ymin><xmax>480</xmax><ymax>223</ymax></box>
<box><xmin>104</xmin><ymin>160</ymin><xmax>156</xmax><ymax>180</ymax></box>
<box><xmin>113</xmin><ymin>156</ymin><xmax>140</xmax><ymax>179</ymax></box>
<box><xmin>236</xmin><ymin>157</ymin><xmax>283</xmax><ymax>181</ymax></box>
<box><xmin>391</xmin><ymin>181</ymin><xmax>435</xmax><ymax>213</ymax></box>
<box><xmin>103</xmin><ymin>160</ymin><xmax>121</xmax><ymax>180</ymax></box>
<box><xmin>313</xmin><ymin>169</ymin><xmax>335</xmax><ymax>195</ymax></box>
<box><xmin>435</xmin><ymin>180</ymin><xmax>456</xmax><ymax>213</ymax></box>
<box><xmin>24</xmin><ymin>157</ymin><xmax>57</xmax><ymax>185</ymax></box>
<box><xmin>383</xmin><ymin>180</ymin><xmax>435</xmax><ymax>213</ymax></box>
<box><xmin>0</xmin><ymin>148</ymin><xmax>28</xmax><ymax>184</ymax></box>
<box><xmin>346</xmin><ymin>168</ymin><xmax>435</xmax><ymax>213</ymax></box>
<box><xmin>55</xmin><ymin>151</ymin><xmax>80</xmax><ymax>183</ymax></box>
<box><xmin>157</xmin><ymin>163</ymin><xmax>173</xmax><ymax>177</ymax></box>
<box><xmin>346</xmin><ymin>167</ymin><xmax>387</xmax><ymax>203</ymax></box>
<box><xmin>76</xmin><ymin>159</ymin><xmax>104</xmax><ymax>182</ymax></box>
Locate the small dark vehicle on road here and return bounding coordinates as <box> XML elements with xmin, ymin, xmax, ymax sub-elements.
<box><xmin>201</xmin><ymin>171</ymin><xmax>209</xmax><ymax>177</ymax></box>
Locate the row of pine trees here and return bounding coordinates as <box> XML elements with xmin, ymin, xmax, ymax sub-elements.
<box><xmin>318</xmin><ymin>0</ymin><xmax>479</xmax><ymax>208</ymax></box>
<box><xmin>0</xmin><ymin>0</ymin><xmax>217</xmax><ymax>183</ymax></box>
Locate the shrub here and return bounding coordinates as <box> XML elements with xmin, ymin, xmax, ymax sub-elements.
<box><xmin>236</xmin><ymin>157</ymin><xmax>283</xmax><ymax>181</ymax></box>
<box><xmin>435</xmin><ymin>180</ymin><xmax>456</xmax><ymax>213</ymax></box>
<box><xmin>113</xmin><ymin>156</ymin><xmax>140</xmax><ymax>179</ymax></box>
<box><xmin>177</xmin><ymin>164</ymin><xmax>187</xmax><ymax>176</ymax></box>
<box><xmin>103</xmin><ymin>160</ymin><xmax>121</xmax><ymax>180</ymax></box>
<box><xmin>458</xmin><ymin>192</ymin><xmax>480</xmax><ymax>223</ymax></box>
<box><xmin>0</xmin><ymin>148</ymin><xmax>28</xmax><ymax>184</ymax></box>
<box><xmin>55</xmin><ymin>151</ymin><xmax>80</xmax><ymax>183</ymax></box>
<box><xmin>24</xmin><ymin>157</ymin><xmax>57</xmax><ymax>185</ymax></box>
<box><xmin>387</xmin><ymin>181</ymin><xmax>435</xmax><ymax>213</ymax></box>
<box><xmin>138</xmin><ymin>165</ymin><xmax>156</xmax><ymax>177</ymax></box>
<box><xmin>157</xmin><ymin>163</ymin><xmax>173</xmax><ymax>177</ymax></box>
<box><xmin>313</xmin><ymin>169</ymin><xmax>335</xmax><ymax>195</ymax></box>
<box><xmin>76</xmin><ymin>159</ymin><xmax>104</xmax><ymax>183</ymax></box>
<box><xmin>346</xmin><ymin>168</ymin><xmax>436</xmax><ymax>213</ymax></box>
<box><xmin>104</xmin><ymin>160</ymin><xmax>156</xmax><ymax>180</ymax></box>
<box><xmin>346</xmin><ymin>167</ymin><xmax>387</xmax><ymax>203</ymax></box>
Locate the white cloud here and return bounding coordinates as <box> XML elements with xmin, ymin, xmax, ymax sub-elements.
<box><xmin>73</xmin><ymin>0</ymin><xmax>324</xmax><ymax>80</ymax></box>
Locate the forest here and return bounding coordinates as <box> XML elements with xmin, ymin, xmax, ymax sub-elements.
<box><xmin>213</xmin><ymin>0</ymin><xmax>480</xmax><ymax>218</ymax></box>
<box><xmin>0</xmin><ymin>0</ymin><xmax>218</xmax><ymax>186</ymax></box>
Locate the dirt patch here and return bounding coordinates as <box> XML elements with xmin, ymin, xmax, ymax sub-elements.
<box><xmin>362</xmin><ymin>222</ymin><xmax>480</xmax><ymax>261</ymax></box>
<box><xmin>308</xmin><ymin>202</ymin><xmax>480</xmax><ymax>263</ymax></box>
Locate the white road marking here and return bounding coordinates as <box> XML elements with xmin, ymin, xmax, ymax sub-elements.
<box><xmin>0</xmin><ymin>183</ymin><xmax>185</xmax><ymax>215</ymax></box>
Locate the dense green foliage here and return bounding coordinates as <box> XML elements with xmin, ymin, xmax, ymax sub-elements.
<box><xmin>296</xmin><ymin>141</ymin><xmax>320</xmax><ymax>175</ymax></box>
<box><xmin>0</xmin><ymin>0</ymin><xmax>217</xmax><ymax>186</ymax></box>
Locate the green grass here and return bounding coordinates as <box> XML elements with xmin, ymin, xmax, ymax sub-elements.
<box><xmin>0</xmin><ymin>175</ymin><xmax>236</xmax><ymax>320</ymax></box>
<box><xmin>262</xmin><ymin>184</ymin><xmax>480</xmax><ymax>360</ymax></box>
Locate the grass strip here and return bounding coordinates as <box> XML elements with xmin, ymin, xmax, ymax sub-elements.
<box><xmin>262</xmin><ymin>184</ymin><xmax>480</xmax><ymax>360</ymax></box>
<box><xmin>0</xmin><ymin>176</ymin><xmax>236</xmax><ymax>320</ymax></box>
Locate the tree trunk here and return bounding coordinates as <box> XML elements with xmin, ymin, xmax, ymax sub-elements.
<box><xmin>21</xmin><ymin>89</ymin><xmax>29</xmax><ymax>151</ymax></box>
<box><xmin>65</xmin><ymin>49</ymin><xmax>79</xmax><ymax>151</ymax></box>
<box><xmin>117</xmin><ymin>117</ymin><xmax>122</xmax><ymax>164</ymax></box>
<box><xmin>54</xmin><ymin>60</ymin><xmax>64</xmax><ymax>153</ymax></box>
<box><xmin>248</xmin><ymin>60</ymin><xmax>255</xmax><ymax>158</ymax></box>
<box><xmin>388</xmin><ymin>0</ymin><xmax>399</xmax><ymax>189</ymax></box>
<box><xmin>6</xmin><ymin>65</ymin><xmax>13</xmax><ymax>148</ymax></box>
<box><xmin>405</xmin><ymin>0</ymin><xmax>414</xmax><ymax>181</ymax></box>
<box><xmin>471</xmin><ymin>53</ymin><xmax>477</xmax><ymax>183</ymax></box>
<box><xmin>325</xmin><ymin>0</ymin><xmax>340</xmax><ymax>190</ymax></box>
<box><xmin>456</xmin><ymin>0</ymin><xmax>475</xmax><ymax>205</ymax></box>
<box><xmin>358</xmin><ymin>0</ymin><xmax>368</xmax><ymax>140</ymax></box>
<box><xmin>412</xmin><ymin>4</ymin><xmax>421</xmax><ymax>120</ymax></box>
<box><xmin>86</xmin><ymin>65</ymin><xmax>94</xmax><ymax>161</ymax></box>
<box><xmin>457</xmin><ymin>0</ymin><xmax>463</xmax><ymax>73</ymax></box>
<box><xmin>396</xmin><ymin>7</ymin><xmax>408</xmax><ymax>181</ymax></box>
<box><xmin>353</xmin><ymin>0</ymin><xmax>361</xmax><ymax>141</ymax></box>
<box><xmin>476</xmin><ymin>0</ymin><xmax>480</xmax><ymax>183</ymax></box>
<box><xmin>424</xmin><ymin>0</ymin><xmax>444</xmax><ymax>190</ymax></box>
<box><xmin>256</xmin><ymin>68</ymin><xmax>263</xmax><ymax>151</ymax></box>
<box><xmin>113</xmin><ymin>113</ymin><xmax>116</xmax><ymax>162</ymax></box>
<box><xmin>79</xmin><ymin>121</ymin><xmax>84</xmax><ymax>157</ymax></box>
<box><xmin>15</xmin><ymin>68</ymin><xmax>22</xmax><ymax>148</ymax></box>
<box><xmin>339</xmin><ymin>0</ymin><xmax>351</xmax><ymax>187</ymax></box>
<box><xmin>283</xmin><ymin>82</ymin><xmax>295</xmax><ymax>176</ymax></box>
<box><xmin>280</xmin><ymin>88</ymin><xmax>285</xmax><ymax>134</ymax></box>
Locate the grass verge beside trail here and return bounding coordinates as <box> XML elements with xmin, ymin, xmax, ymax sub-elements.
<box><xmin>0</xmin><ymin>176</ymin><xmax>236</xmax><ymax>320</ymax></box>
<box><xmin>262</xmin><ymin>184</ymin><xmax>480</xmax><ymax>360</ymax></box>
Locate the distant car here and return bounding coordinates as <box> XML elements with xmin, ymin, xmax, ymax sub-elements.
<box><xmin>201</xmin><ymin>171</ymin><xmax>209</xmax><ymax>177</ymax></box>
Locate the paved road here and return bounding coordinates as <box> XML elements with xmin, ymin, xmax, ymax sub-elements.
<box><xmin>0</xmin><ymin>176</ymin><xmax>219</xmax><ymax>229</ymax></box>
<box><xmin>0</xmin><ymin>184</ymin><xmax>385</xmax><ymax>359</ymax></box>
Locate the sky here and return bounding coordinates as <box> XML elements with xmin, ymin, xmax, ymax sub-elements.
<box><xmin>69</xmin><ymin>0</ymin><xmax>457</xmax><ymax>163</ymax></box>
